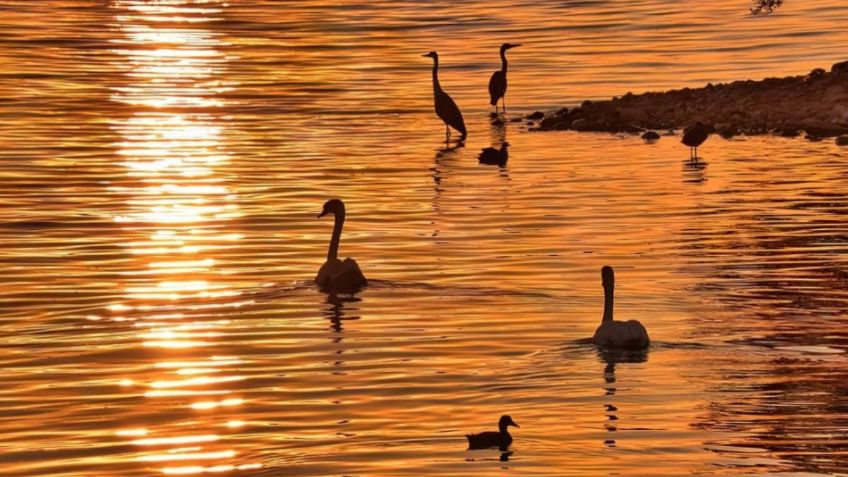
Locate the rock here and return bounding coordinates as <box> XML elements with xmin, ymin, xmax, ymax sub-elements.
<box><xmin>526</xmin><ymin>111</ymin><xmax>545</xmax><ymax>120</ymax></box>
<box><xmin>832</xmin><ymin>60</ymin><xmax>848</xmax><ymax>75</ymax></box>
<box><xmin>510</xmin><ymin>117</ymin><xmax>523</xmax><ymax>123</ymax></box>
<box><xmin>527</xmin><ymin>121</ymin><xmax>534</xmax><ymax>126</ymax></box>
<box><xmin>836</xmin><ymin>135</ymin><xmax>848</xmax><ymax>146</ymax></box>
<box><xmin>800</xmin><ymin>119</ymin><xmax>845</xmax><ymax>137</ymax></box>
<box><xmin>641</xmin><ymin>131</ymin><xmax>661</xmax><ymax>140</ymax></box>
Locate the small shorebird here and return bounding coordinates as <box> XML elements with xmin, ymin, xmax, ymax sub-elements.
<box><xmin>682</xmin><ymin>121</ymin><xmax>710</xmax><ymax>160</ymax></box>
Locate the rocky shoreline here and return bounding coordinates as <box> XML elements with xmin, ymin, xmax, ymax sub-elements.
<box><xmin>527</xmin><ymin>61</ymin><xmax>848</xmax><ymax>141</ymax></box>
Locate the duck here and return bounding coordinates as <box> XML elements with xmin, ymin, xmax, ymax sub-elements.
<box><xmin>591</xmin><ymin>266</ymin><xmax>650</xmax><ymax>350</ymax></box>
<box><xmin>315</xmin><ymin>199</ymin><xmax>367</xmax><ymax>294</ymax></box>
<box><xmin>466</xmin><ymin>415</ymin><xmax>519</xmax><ymax>450</ymax></box>
<box><xmin>478</xmin><ymin>142</ymin><xmax>509</xmax><ymax>166</ymax></box>
<box><xmin>682</xmin><ymin>121</ymin><xmax>710</xmax><ymax>160</ymax></box>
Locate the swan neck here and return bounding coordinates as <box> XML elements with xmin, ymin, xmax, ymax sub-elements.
<box><xmin>327</xmin><ymin>211</ymin><xmax>344</xmax><ymax>261</ymax></box>
<box><xmin>603</xmin><ymin>285</ymin><xmax>614</xmax><ymax>322</ymax></box>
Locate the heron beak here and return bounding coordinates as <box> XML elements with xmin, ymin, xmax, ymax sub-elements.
<box><xmin>422</xmin><ymin>53</ymin><xmax>429</xmax><ymax>57</ymax></box>
<box><xmin>511</xmin><ymin>43</ymin><xmax>522</xmax><ymax>49</ymax></box>
<box><xmin>317</xmin><ymin>211</ymin><xmax>328</xmax><ymax>219</ymax></box>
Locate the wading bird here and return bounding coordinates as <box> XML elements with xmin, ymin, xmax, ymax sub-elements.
<box><xmin>423</xmin><ymin>51</ymin><xmax>467</xmax><ymax>141</ymax></box>
<box><xmin>591</xmin><ymin>266</ymin><xmax>650</xmax><ymax>350</ymax></box>
<box><xmin>488</xmin><ymin>43</ymin><xmax>521</xmax><ymax>114</ymax></box>
<box><xmin>682</xmin><ymin>121</ymin><xmax>710</xmax><ymax>160</ymax></box>
<box><xmin>478</xmin><ymin>141</ymin><xmax>509</xmax><ymax>167</ymax></box>
<box><xmin>466</xmin><ymin>415</ymin><xmax>519</xmax><ymax>450</ymax></box>
<box><xmin>315</xmin><ymin>199</ymin><xmax>367</xmax><ymax>294</ymax></box>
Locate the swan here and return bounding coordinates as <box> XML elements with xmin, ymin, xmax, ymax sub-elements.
<box><xmin>315</xmin><ymin>199</ymin><xmax>367</xmax><ymax>294</ymax></box>
<box><xmin>591</xmin><ymin>266</ymin><xmax>650</xmax><ymax>350</ymax></box>
<box><xmin>466</xmin><ymin>415</ymin><xmax>519</xmax><ymax>451</ymax></box>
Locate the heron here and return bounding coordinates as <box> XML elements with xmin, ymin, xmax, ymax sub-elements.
<box><xmin>423</xmin><ymin>51</ymin><xmax>467</xmax><ymax>141</ymax></box>
<box><xmin>488</xmin><ymin>43</ymin><xmax>521</xmax><ymax>114</ymax></box>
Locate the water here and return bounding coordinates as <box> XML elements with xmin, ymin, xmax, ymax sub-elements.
<box><xmin>1</xmin><ymin>1</ymin><xmax>848</xmax><ymax>476</ymax></box>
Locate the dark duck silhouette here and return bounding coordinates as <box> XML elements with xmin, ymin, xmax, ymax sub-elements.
<box><xmin>591</xmin><ymin>266</ymin><xmax>650</xmax><ymax>350</ymax></box>
<box><xmin>478</xmin><ymin>142</ymin><xmax>509</xmax><ymax>166</ymax></box>
<box><xmin>466</xmin><ymin>415</ymin><xmax>519</xmax><ymax>450</ymax></box>
<box><xmin>423</xmin><ymin>51</ymin><xmax>467</xmax><ymax>141</ymax></box>
<box><xmin>315</xmin><ymin>199</ymin><xmax>367</xmax><ymax>294</ymax></box>
<box><xmin>488</xmin><ymin>43</ymin><xmax>521</xmax><ymax>114</ymax></box>
<box><xmin>682</xmin><ymin>121</ymin><xmax>710</xmax><ymax>160</ymax></box>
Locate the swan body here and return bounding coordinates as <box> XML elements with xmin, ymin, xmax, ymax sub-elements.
<box><xmin>423</xmin><ymin>51</ymin><xmax>467</xmax><ymax>141</ymax></box>
<box><xmin>591</xmin><ymin>266</ymin><xmax>650</xmax><ymax>350</ymax></box>
<box><xmin>466</xmin><ymin>415</ymin><xmax>519</xmax><ymax>451</ymax></box>
<box><xmin>488</xmin><ymin>43</ymin><xmax>520</xmax><ymax>113</ymax></box>
<box><xmin>315</xmin><ymin>199</ymin><xmax>367</xmax><ymax>294</ymax></box>
<box><xmin>478</xmin><ymin>142</ymin><xmax>509</xmax><ymax>166</ymax></box>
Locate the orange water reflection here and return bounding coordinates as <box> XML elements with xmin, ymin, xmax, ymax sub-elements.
<box><xmin>108</xmin><ymin>1</ymin><xmax>258</xmax><ymax>474</ymax></box>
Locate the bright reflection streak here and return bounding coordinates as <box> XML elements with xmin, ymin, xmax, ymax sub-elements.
<box><xmin>109</xmin><ymin>1</ymin><xmax>256</xmax><ymax>473</ymax></box>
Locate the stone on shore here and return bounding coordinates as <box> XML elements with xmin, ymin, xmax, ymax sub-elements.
<box><xmin>529</xmin><ymin>62</ymin><xmax>848</xmax><ymax>138</ymax></box>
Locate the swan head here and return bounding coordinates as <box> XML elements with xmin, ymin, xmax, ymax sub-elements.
<box><xmin>501</xmin><ymin>43</ymin><xmax>521</xmax><ymax>52</ymax></box>
<box><xmin>602</xmin><ymin>265</ymin><xmax>615</xmax><ymax>290</ymax></box>
<box><xmin>422</xmin><ymin>51</ymin><xmax>438</xmax><ymax>60</ymax></box>
<box><xmin>318</xmin><ymin>198</ymin><xmax>345</xmax><ymax>219</ymax></box>
<box><xmin>498</xmin><ymin>415</ymin><xmax>519</xmax><ymax>431</ymax></box>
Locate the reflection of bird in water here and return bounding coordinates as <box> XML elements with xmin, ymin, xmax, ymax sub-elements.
<box><xmin>466</xmin><ymin>415</ymin><xmax>519</xmax><ymax>451</ymax></box>
<box><xmin>591</xmin><ymin>266</ymin><xmax>650</xmax><ymax>350</ymax></box>
<box><xmin>598</xmin><ymin>348</ymin><xmax>647</xmax><ymax>448</ymax></box>
<box><xmin>488</xmin><ymin>43</ymin><xmax>521</xmax><ymax>114</ymax></box>
<box><xmin>682</xmin><ymin>157</ymin><xmax>707</xmax><ymax>184</ymax></box>
<box><xmin>322</xmin><ymin>293</ymin><xmax>361</xmax><ymax>334</ymax></box>
<box><xmin>423</xmin><ymin>51</ymin><xmax>467</xmax><ymax>142</ymax></box>
<box><xmin>682</xmin><ymin>121</ymin><xmax>710</xmax><ymax>161</ymax></box>
<box><xmin>431</xmin><ymin>142</ymin><xmax>464</xmax><ymax>236</ymax></box>
<box><xmin>478</xmin><ymin>142</ymin><xmax>509</xmax><ymax>167</ymax></box>
<box><xmin>315</xmin><ymin>199</ymin><xmax>367</xmax><ymax>294</ymax></box>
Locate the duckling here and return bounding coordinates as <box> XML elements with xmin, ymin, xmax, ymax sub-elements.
<box><xmin>466</xmin><ymin>415</ymin><xmax>519</xmax><ymax>450</ymax></box>
<box><xmin>478</xmin><ymin>142</ymin><xmax>509</xmax><ymax>167</ymax></box>
<box><xmin>591</xmin><ymin>266</ymin><xmax>650</xmax><ymax>350</ymax></box>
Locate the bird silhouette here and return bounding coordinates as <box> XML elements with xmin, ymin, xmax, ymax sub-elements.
<box><xmin>466</xmin><ymin>415</ymin><xmax>519</xmax><ymax>451</ymax></box>
<box><xmin>423</xmin><ymin>51</ymin><xmax>467</xmax><ymax>142</ymax></box>
<box><xmin>682</xmin><ymin>121</ymin><xmax>710</xmax><ymax>161</ymax></box>
<box><xmin>315</xmin><ymin>199</ymin><xmax>367</xmax><ymax>294</ymax></box>
<box><xmin>591</xmin><ymin>266</ymin><xmax>650</xmax><ymax>350</ymax></box>
<box><xmin>478</xmin><ymin>141</ymin><xmax>509</xmax><ymax>167</ymax></box>
<box><xmin>488</xmin><ymin>43</ymin><xmax>521</xmax><ymax>114</ymax></box>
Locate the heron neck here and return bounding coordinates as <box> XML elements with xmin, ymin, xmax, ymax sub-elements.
<box><xmin>431</xmin><ymin>60</ymin><xmax>442</xmax><ymax>92</ymax></box>
<box><xmin>500</xmin><ymin>49</ymin><xmax>508</xmax><ymax>73</ymax></box>
<box><xmin>327</xmin><ymin>211</ymin><xmax>344</xmax><ymax>261</ymax></box>
<box><xmin>603</xmin><ymin>285</ymin><xmax>614</xmax><ymax>322</ymax></box>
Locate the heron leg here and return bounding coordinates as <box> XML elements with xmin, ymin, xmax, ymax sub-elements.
<box><xmin>445</xmin><ymin>125</ymin><xmax>450</xmax><ymax>142</ymax></box>
<box><xmin>502</xmin><ymin>96</ymin><xmax>507</xmax><ymax>114</ymax></box>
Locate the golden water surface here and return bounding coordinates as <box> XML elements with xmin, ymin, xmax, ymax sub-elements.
<box><xmin>1</xmin><ymin>1</ymin><xmax>847</xmax><ymax>476</ymax></box>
